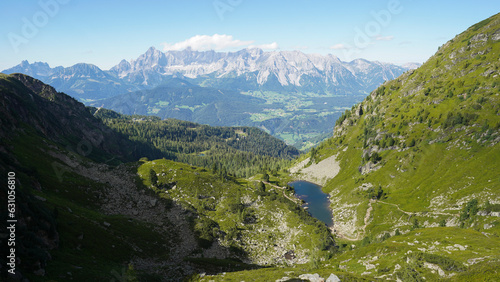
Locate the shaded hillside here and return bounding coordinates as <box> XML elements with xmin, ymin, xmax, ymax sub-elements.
<box><xmin>0</xmin><ymin>73</ymin><xmax>168</xmax><ymax>280</ymax></box>
<box><xmin>0</xmin><ymin>73</ymin><xmax>164</xmax><ymax>163</ymax></box>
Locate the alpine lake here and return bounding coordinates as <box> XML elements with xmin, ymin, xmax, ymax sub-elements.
<box><xmin>288</xmin><ymin>180</ymin><xmax>333</xmax><ymax>227</ymax></box>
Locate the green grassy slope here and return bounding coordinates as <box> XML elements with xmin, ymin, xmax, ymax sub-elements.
<box><xmin>202</xmin><ymin>225</ymin><xmax>500</xmax><ymax>281</ymax></box>
<box><xmin>310</xmin><ymin>12</ymin><xmax>500</xmax><ymax>239</ymax></box>
<box><xmin>201</xmin><ymin>227</ymin><xmax>500</xmax><ymax>281</ymax></box>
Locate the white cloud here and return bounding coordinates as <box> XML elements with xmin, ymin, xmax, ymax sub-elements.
<box><xmin>330</xmin><ymin>43</ymin><xmax>350</xmax><ymax>50</ymax></box>
<box><xmin>161</xmin><ymin>34</ymin><xmax>277</xmax><ymax>51</ymax></box>
<box><xmin>248</xmin><ymin>42</ymin><xmax>279</xmax><ymax>50</ymax></box>
<box><xmin>374</xmin><ymin>35</ymin><xmax>394</xmax><ymax>41</ymax></box>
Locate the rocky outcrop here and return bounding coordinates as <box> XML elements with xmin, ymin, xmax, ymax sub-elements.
<box><xmin>277</xmin><ymin>273</ymin><xmax>341</xmax><ymax>282</ymax></box>
<box><xmin>358</xmin><ymin>161</ymin><xmax>381</xmax><ymax>175</ymax></box>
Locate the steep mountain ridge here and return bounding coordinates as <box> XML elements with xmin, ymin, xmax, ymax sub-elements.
<box><xmin>317</xmin><ymin>12</ymin><xmax>500</xmax><ymax>240</ymax></box>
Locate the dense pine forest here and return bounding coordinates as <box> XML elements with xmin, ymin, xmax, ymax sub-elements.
<box><xmin>91</xmin><ymin>108</ymin><xmax>300</xmax><ymax>178</ymax></box>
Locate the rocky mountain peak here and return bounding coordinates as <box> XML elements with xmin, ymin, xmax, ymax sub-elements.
<box><xmin>110</xmin><ymin>47</ymin><xmax>408</xmax><ymax>90</ymax></box>
<box><xmin>109</xmin><ymin>59</ymin><xmax>132</xmax><ymax>75</ymax></box>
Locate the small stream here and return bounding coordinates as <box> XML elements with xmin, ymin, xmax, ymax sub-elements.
<box><xmin>288</xmin><ymin>180</ymin><xmax>333</xmax><ymax>227</ymax></box>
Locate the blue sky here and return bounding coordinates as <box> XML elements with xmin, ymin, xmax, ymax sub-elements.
<box><xmin>1</xmin><ymin>0</ymin><xmax>498</xmax><ymax>70</ymax></box>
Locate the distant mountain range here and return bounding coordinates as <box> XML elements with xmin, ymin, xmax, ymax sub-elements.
<box><xmin>2</xmin><ymin>48</ymin><xmax>418</xmax><ymax>100</ymax></box>
<box><xmin>2</xmin><ymin>60</ymin><xmax>141</xmax><ymax>100</ymax></box>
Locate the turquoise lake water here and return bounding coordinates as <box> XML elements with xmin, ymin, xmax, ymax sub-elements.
<box><xmin>289</xmin><ymin>180</ymin><xmax>333</xmax><ymax>227</ymax></box>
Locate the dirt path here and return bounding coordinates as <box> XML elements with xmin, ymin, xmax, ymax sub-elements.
<box><xmin>263</xmin><ymin>181</ymin><xmax>301</xmax><ymax>204</ymax></box>
<box><xmin>376</xmin><ymin>200</ymin><xmax>412</xmax><ymax>215</ymax></box>
<box><xmin>363</xmin><ymin>200</ymin><xmax>374</xmax><ymax>236</ymax></box>
<box><xmin>377</xmin><ymin>200</ymin><xmax>458</xmax><ymax>217</ymax></box>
